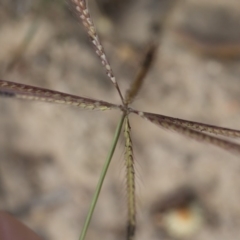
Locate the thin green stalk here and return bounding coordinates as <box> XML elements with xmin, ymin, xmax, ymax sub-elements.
<box><xmin>79</xmin><ymin>113</ymin><xmax>126</xmax><ymax>240</ymax></box>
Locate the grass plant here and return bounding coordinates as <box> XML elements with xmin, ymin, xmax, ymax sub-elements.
<box><xmin>1</xmin><ymin>1</ymin><xmax>240</xmax><ymax>239</ymax></box>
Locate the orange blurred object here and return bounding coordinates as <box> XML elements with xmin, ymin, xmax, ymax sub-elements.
<box><xmin>0</xmin><ymin>211</ymin><xmax>44</xmax><ymax>240</ymax></box>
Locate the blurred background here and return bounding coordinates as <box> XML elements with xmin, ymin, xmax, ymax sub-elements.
<box><xmin>1</xmin><ymin>0</ymin><xmax>240</xmax><ymax>239</ymax></box>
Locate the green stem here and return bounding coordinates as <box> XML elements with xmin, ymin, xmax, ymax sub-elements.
<box><xmin>79</xmin><ymin>113</ymin><xmax>126</xmax><ymax>240</ymax></box>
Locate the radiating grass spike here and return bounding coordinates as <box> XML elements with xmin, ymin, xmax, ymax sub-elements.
<box><xmin>130</xmin><ymin>110</ymin><xmax>240</xmax><ymax>138</ymax></box>
<box><xmin>134</xmin><ymin>110</ymin><xmax>240</xmax><ymax>155</ymax></box>
<box><xmin>69</xmin><ymin>0</ymin><xmax>124</xmax><ymax>104</ymax></box>
<box><xmin>124</xmin><ymin>116</ymin><xmax>136</xmax><ymax>240</ymax></box>
<box><xmin>124</xmin><ymin>43</ymin><xmax>156</xmax><ymax>105</ymax></box>
<box><xmin>0</xmin><ymin>80</ymin><xmax>121</xmax><ymax>111</ymax></box>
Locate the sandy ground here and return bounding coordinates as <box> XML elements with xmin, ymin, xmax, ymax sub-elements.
<box><xmin>1</xmin><ymin>0</ymin><xmax>240</xmax><ymax>240</ymax></box>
